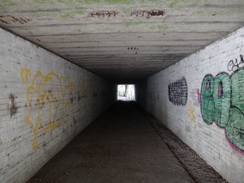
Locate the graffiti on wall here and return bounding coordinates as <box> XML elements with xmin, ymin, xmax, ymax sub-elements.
<box><xmin>197</xmin><ymin>89</ymin><xmax>201</xmax><ymax>103</ymax></box>
<box><xmin>168</xmin><ymin>77</ymin><xmax>188</xmax><ymax>106</ymax></box>
<box><xmin>189</xmin><ymin>101</ymin><xmax>197</xmax><ymax>129</ymax></box>
<box><xmin>201</xmin><ymin>69</ymin><xmax>244</xmax><ymax>152</ymax></box>
<box><xmin>20</xmin><ymin>68</ymin><xmax>87</xmax><ymax>150</ymax></box>
<box><xmin>77</xmin><ymin>76</ymin><xmax>87</xmax><ymax>117</ymax></box>
<box><xmin>227</xmin><ymin>54</ymin><xmax>244</xmax><ymax>72</ymax></box>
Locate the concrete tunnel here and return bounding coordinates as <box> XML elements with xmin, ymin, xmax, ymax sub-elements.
<box><xmin>0</xmin><ymin>0</ymin><xmax>244</xmax><ymax>183</ymax></box>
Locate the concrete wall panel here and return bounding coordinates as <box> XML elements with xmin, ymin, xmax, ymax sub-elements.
<box><xmin>136</xmin><ymin>27</ymin><xmax>244</xmax><ymax>183</ymax></box>
<box><xmin>0</xmin><ymin>28</ymin><xmax>116</xmax><ymax>183</ymax></box>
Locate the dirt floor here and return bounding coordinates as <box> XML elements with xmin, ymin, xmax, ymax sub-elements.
<box><xmin>27</xmin><ymin>101</ymin><xmax>227</xmax><ymax>183</ymax></box>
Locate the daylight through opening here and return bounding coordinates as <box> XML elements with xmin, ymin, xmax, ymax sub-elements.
<box><xmin>117</xmin><ymin>84</ymin><xmax>135</xmax><ymax>101</ymax></box>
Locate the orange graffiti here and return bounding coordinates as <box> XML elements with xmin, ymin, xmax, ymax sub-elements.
<box><xmin>21</xmin><ymin>68</ymin><xmax>76</xmax><ymax>149</ymax></box>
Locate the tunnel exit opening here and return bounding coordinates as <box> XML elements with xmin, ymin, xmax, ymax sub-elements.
<box><xmin>117</xmin><ymin>84</ymin><xmax>135</xmax><ymax>101</ymax></box>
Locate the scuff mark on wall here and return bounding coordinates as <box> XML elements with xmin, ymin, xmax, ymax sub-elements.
<box><xmin>197</xmin><ymin>89</ymin><xmax>201</xmax><ymax>103</ymax></box>
<box><xmin>9</xmin><ymin>94</ymin><xmax>17</xmax><ymax>117</ymax></box>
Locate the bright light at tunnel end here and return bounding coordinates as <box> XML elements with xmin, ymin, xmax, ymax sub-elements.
<box><xmin>117</xmin><ymin>84</ymin><xmax>135</xmax><ymax>101</ymax></box>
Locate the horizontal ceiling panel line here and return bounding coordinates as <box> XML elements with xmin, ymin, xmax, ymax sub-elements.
<box><xmin>50</xmin><ymin>45</ymin><xmax>203</xmax><ymax>49</ymax></box>
<box><xmin>26</xmin><ymin>31</ymin><xmax>230</xmax><ymax>37</ymax></box>
<box><xmin>75</xmin><ymin>60</ymin><xmax>177</xmax><ymax>63</ymax></box>
<box><xmin>66</xmin><ymin>55</ymin><xmax>187</xmax><ymax>58</ymax></box>
<box><xmin>66</xmin><ymin>54</ymin><xmax>189</xmax><ymax>60</ymax></box>
<box><xmin>42</xmin><ymin>44</ymin><xmax>205</xmax><ymax>49</ymax></box>
<box><xmin>11</xmin><ymin>24</ymin><xmax>236</xmax><ymax>35</ymax></box>
<box><xmin>44</xmin><ymin>40</ymin><xmax>209</xmax><ymax>45</ymax></box>
<box><xmin>73</xmin><ymin>57</ymin><xmax>182</xmax><ymax>60</ymax></box>
<box><xmin>2</xmin><ymin>3</ymin><xmax>242</xmax><ymax>14</ymax></box>
<box><xmin>26</xmin><ymin>33</ymin><xmax>223</xmax><ymax>41</ymax></box>
<box><xmin>73</xmin><ymin>62</ymin><xmax>181</xmax><ymax>64</ymax></box>
<box><xmin>57</xmin><ymin>47</ymin><xmax>198</xmax><ymax>51</ymax></box>
<box><xmin>73</xmin><ymin>61</ymin><xmax>180</xmax><ymax>64</ymax></box>
<box><xmin>55</xmin><ymin>50</ymin><xmax>199</xmax><ymax>54</ymax></box>
<box><xmin>67</xmin><ymin>53</ymin><xmax>186</xmax><ymax>55</ymax></box>
<box><xmin>41</xmin><ymin>38</ymin><xmax>213</xmax><ymax>44</ymax></box>
<box><xmin>78</xmin><ymin>66</ymin><xmax>173</xmax><ymax>68</ymax></box>
<box><xmin>7</xmin><ymin>21</ymin><xmax>244</xmax><ymax>29</ymax></box>
<box><xmin>74</xmin><ymin>62</ymin><xmax>178</xmax><ymax>65</ymax></box>
<box><xmin>50</xmin><ymin>44</ymin><xmax>203</xmax><ymax>49</ymax></box>
<box><xmin>60</xmin><ymin>52</ymin><xmax>192</xmax><ymax>55</ymax></box>
<box><xmin>73</xmin><ymin>60</ymin><xmax>181</xmax><ymax>63</ymax></box>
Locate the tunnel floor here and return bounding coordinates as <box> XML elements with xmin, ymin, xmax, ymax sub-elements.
<box><xmin>28</xmin><ymin>101</ymin><xmax>226</xmax><ymax>183</ymax></box>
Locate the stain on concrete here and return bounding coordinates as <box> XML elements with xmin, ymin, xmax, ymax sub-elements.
<box><xmin>9</xmin><ymin>94</ymin><xmax>17</xmax><ymax>117</ymax></box>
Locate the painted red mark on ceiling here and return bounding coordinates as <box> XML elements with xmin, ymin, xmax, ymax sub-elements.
<box><xmin>131</xmin><ymin>10</ymin><xmax>164</xmax><ymax>18</ymax></box>
<box><xmin>0</xmin><ymin>15</ymin><xmax>30</xmax><ymax>24</ymax></box>
<box><xmin>90</xmin><ymin>11</ymin><xmax>119</xmax><ymax>17</ymax></box>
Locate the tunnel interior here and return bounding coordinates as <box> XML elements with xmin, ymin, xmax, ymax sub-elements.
<box><xmin>0</xmin><ymin>1</ymin><xmax>244</xmax><ymax>183</ymax></box>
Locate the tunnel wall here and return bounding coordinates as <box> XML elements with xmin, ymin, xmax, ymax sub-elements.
<box><xmin>0</xmin><ymin>28</ymin><xmax>116</xmax><ymax>183</ymax></box>
<box><xmin>136</xmin><ymin>27</ymin><xmax>244</xmax><ymax>183</ymax></box>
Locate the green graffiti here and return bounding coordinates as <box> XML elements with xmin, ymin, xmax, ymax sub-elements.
<box><xmin>213</xmin><ymin>73</ymin><xmax>231</xmax><ymax>127</ymax></box>
<box><xmin>201</xmin><ymin>74</ymin><xmax>214</xmax><ymax>124</ymax></box>
<box><xmin>226</xmin><ymin>108</ymin><xmax>244</xmax><ymax>151</ymax></box>
<box><xmin>227</xmin><ymin>69</ymin><xmax>244</xmax><ymax>150</ymax></box>
<box><xmin>201</xmin><ymin>70</ymin><xmax>244</xmax><ymax>152</ymax></box>
<box><xmin>231</xmin><ymin>69</ymin><xmax>244</xmax><ymax>112</ymax></box>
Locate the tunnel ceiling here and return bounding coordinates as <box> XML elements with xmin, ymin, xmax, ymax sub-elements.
<box><xmin>0</xmin><ymin>0</ymin><xmax>244</xmax><ymax>83</ymax></box>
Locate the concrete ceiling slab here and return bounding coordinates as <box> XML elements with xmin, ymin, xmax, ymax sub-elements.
<box><xmin>1</xmin><ymin>0</ymin><xmax>244</xmax><ymax>83</ymax></box>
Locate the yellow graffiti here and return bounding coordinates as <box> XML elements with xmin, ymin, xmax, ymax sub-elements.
<box><xmin>20</xmin><ymin>68</ymin><xmax>31</xmax><ymax>83</ymax></box>
<box><xmin>189</xmin><ymin>101</ymin><xmax>197</xmax><ymax>129</ymax></box>
<box><xmin>21</xmin><ymin>68</ymin><xmax>77</xmax><ymax>149</ymax></box>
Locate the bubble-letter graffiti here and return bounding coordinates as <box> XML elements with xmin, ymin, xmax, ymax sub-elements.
<box><xmin>201</xmin><ymin>71</ymin><xmax>244</xmax><ymax>152</ymax></box>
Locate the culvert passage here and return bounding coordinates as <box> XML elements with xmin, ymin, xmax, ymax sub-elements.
<box><xmin>28</xmin><ymin>102</ymin><xmax>227</xmax><ymax>183</ymax></box>
<box><xmin>28</xmin><ymin>102</ymin><xmax>193</xmax><ymax>183</ymax></box>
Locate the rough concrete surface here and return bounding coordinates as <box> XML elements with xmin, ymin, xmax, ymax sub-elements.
<box><xmin>1</xmin><ymin>1</ymin><xmax>244</xmax><ymax>83</ymax></box>
<box><xmin>27</xmin><ymin>101</ymin><xmax>194</xmax><ymax>183</ymax></box>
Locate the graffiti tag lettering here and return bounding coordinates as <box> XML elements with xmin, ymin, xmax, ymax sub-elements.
<box><xmin>227</xmin><ymin>54</ymin><xmax>244</xmax><ymax>72</ymax></box>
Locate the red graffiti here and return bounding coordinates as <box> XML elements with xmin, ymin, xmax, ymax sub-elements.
<box><xmin>0</xmin><ymin>15</ymin><xmax>30</xmax><ymax>25</ymax></box>
<box><xmin>127</xmin><ymin>47</ymin><xmax>139</xmax><ymax>55</ymax></box>
<box><xmin>131</xmin><ymin>10</ymin><xmax>164</xmax><ymax>18</ymax></box>
<box><xmin>90</xmin><ymin>11</ymin><xmax>118</xmax><ymax>17</ymax></box>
